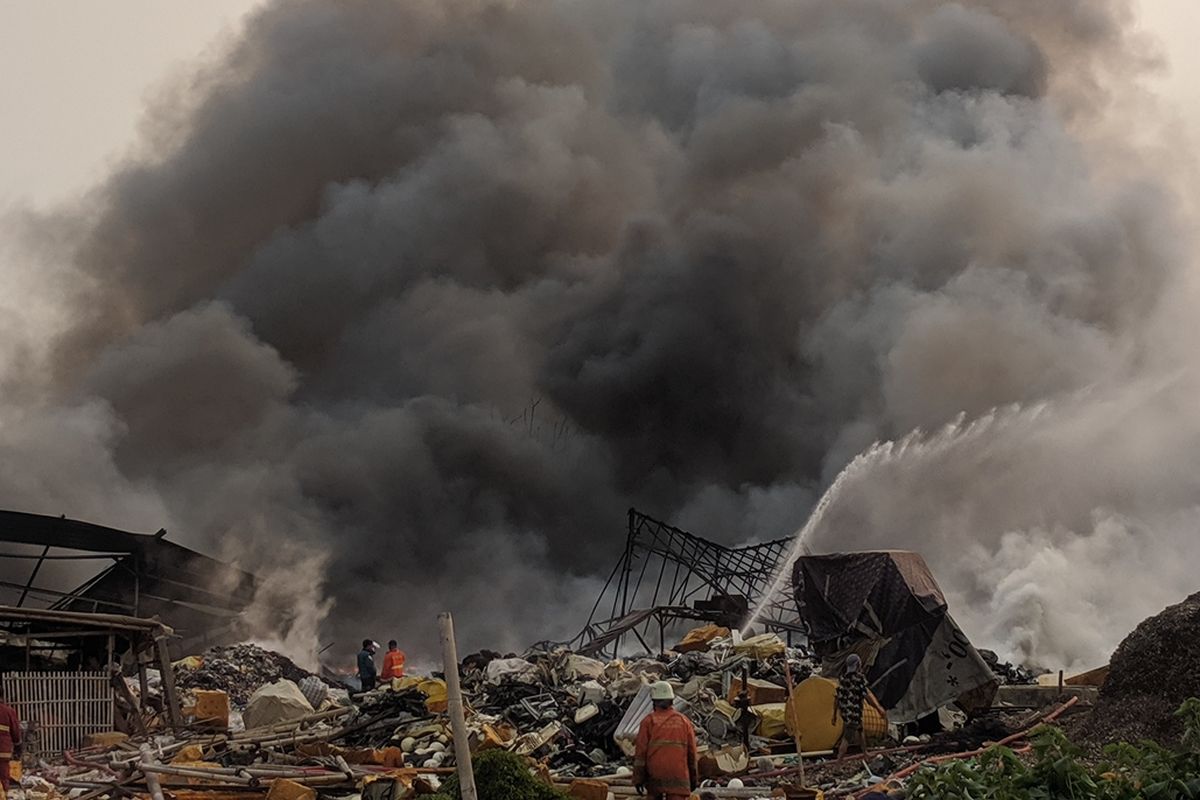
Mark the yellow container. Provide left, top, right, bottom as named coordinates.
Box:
left=193, top=689, right=231, bottom=728
left=784, top=676, right=888, bottom=751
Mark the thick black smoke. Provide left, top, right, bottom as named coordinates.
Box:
left=0, top=0, right=1190, bottom=668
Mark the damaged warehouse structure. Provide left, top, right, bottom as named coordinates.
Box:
left=564, top=511, right=998, bottom=726
left=0, top=606, right=183, bottom=750
left=0, top=510, right=258, bottom=656
left=0, top=510, right=262, bottom=762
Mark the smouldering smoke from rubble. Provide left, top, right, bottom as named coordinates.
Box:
left=0, top=0, right=1196, bottom=668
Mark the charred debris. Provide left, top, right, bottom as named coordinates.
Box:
left=0, top=509, right=1152, bottom=800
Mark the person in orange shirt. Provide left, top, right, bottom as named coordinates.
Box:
left=633, top=682, right=697, bottom=799
left=381, top=640, right=406, bottom=681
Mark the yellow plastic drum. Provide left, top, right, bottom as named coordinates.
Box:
left=784, top=676, right=888, bottom=751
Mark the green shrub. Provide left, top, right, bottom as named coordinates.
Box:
left=907, top=700, right=1200, bottom=800
left=435, top=750, right=567, bottom=800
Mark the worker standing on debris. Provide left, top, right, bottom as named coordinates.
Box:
left=381, top=639, right=406, bottom=681
left=833, top=654, right=885, bottom=758
left=633, top=681, right=697, bottom=799
left=0, top=684, right=21, bottom=790
left=357, top=639, right=378, bottom=692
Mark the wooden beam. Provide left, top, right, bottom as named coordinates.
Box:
left=137, top=652, right=150, bottom=713
left=0, top=604, right=172, bottom=633
left=155, top=635, right=183, bottom=728
left=111, top=669, right=147, bottom=736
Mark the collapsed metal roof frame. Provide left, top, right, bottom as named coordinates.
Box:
left=0, top=509, right=258, bottom=654
left=569, top=509, right=805, bottom=657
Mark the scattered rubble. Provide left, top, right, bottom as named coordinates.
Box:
left=26, top=588, right=1200, bottom=800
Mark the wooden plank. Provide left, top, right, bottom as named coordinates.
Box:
left=112, top=671, right=147, bottom=736
left=0, top=604, right=171, bottom=632
left=156, top=636, right=183, bottom=728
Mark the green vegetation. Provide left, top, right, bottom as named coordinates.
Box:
left=908, top=700, right=1200, bottom=800
left=428, top=749, right=567, bottom=800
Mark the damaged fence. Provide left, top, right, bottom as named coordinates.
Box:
left=4, top=672, right=112, bottom=756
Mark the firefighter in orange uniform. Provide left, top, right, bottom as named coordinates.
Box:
left=381, top=640, right=406, bottom=681
left=0, top=684, right=20, bottom=790
left=633, top=682, right=697, bottom=799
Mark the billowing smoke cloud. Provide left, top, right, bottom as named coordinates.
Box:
left=0, top=0, right=1192, bottom=667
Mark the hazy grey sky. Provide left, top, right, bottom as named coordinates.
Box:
left=0, top=0, right=1197, bottom=209
left=0, top=0, right=264, bottom=207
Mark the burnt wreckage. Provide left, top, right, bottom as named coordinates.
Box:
left=566, top=509, right=996, bottom=722
left=562, top=509, right=806, bottom=657
left=0, top=509, right=259, bottom=658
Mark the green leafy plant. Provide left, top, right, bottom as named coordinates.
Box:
left=1176, top=698, right=1200, bottom=754
left=907, top=700, right=1200, bottom=800
left=435, top=750, right=567, bottom=800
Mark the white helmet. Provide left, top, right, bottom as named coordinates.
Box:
left=650, top=681, right=675, bottom=701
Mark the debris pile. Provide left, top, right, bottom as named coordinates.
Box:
left=29, top=586, right=1200, bottom=799
left=1082, top=591, right=1200, bottom=745
left=177, top=644, right=330, bottom=706
left=452, top=634, right=815, bottom=779
left=8, top=628, right=837, bottom=800
left=978, top=649, right=1040, bottom=685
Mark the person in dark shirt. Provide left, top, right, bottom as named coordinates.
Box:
left=357, top=639, right=378, bottom=692
left=833, top=654, right=885, bottom=757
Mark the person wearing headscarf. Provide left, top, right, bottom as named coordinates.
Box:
left=833, top=654, right=886, bottom=757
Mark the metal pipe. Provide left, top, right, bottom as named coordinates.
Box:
left=139, top=744, right=166, bottom=800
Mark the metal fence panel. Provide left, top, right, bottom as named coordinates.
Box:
left=2, top=673, right=113, bottom=756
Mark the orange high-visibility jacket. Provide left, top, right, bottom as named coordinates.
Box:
left=381, top=649, right=406, bottom=680
left=0, top=702, right=20, bottom=759
left=633, top=707, right=698, bottom=798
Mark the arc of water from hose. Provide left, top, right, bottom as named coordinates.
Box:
left=740, top=405, right=1042, bottom=636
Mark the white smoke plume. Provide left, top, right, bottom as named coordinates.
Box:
left=0, top=0, right=1193, bottom=667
